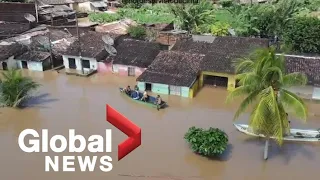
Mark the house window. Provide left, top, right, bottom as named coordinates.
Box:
left=128, top=67, right=135, bottom=76
left=68, top=58, right=76, bottom=69
left=169, top=85, right=181, bottom=96
left=21, top=61, right=28, bottom=69
left=82, top=60, right=90, bottom=69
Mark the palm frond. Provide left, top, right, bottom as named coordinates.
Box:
left=233, top=89, right=260, bottom=121
left=280, top=89, right=308, bottom=121
left=282, top=72, right=308, bottom=87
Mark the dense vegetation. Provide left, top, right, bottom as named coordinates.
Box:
left=227, top=47, right=308, bottom=145
left=184, top=126, right=229, bottom=156
left=0, top=70, right=40, bottom=108
left=88, top=0, right=320, bottom=54
left=89, top=4, right=175, bottom=24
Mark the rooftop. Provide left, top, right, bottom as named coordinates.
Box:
left=171, top=36, right=269, bottom=73
left=38, top=0, right=88, bottom=5
left=0, top=22, right=30, bottom=40
left=137, top=51, right=205, bottom=87
left=64, top=31, right=116, bottom=60
left=15, top=51, right=51, bottom=62
left=284, top=54, right=320, bottom=87
left=108, top=39, right=161, bottom=68
left=0, top=42, right=28, bottom=61
left=38, top=5, right=75, bottom=18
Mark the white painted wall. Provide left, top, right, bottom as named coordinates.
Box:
left=77, top=2, right=92, bottom=12
left=63, top=55, right=98, bottom=73
left=0, top=56, right=19, bottom=70
left=16, top=60, right=44, bottom=71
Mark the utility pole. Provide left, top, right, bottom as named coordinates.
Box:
left=49, top=14, right=54, bottom=69
left=75, top=13, right=84, bottom=74
left=34, top=0, right=39, bottom=23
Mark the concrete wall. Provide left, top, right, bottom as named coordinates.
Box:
left=313, top=88, right=320, bottom=100
left=152, top=83, right=169, bottom=95
left=189, top=78, right=200, bottom=98
left=97, top=61, right=113, bottom=73
left=77, top=2, right=92, bottom=12
left=63, top=55, right=98, bottom=73
left=200, top=71, right=236, bottom=91
left=137, top=81, right=146, bottom=91
left=16, top=60, right=43, bottom=71
left=112, top=64, right=146, bottom=77
left=0, top=56, right=20, bottom=70
left=181, top=87, right=190, bottom=98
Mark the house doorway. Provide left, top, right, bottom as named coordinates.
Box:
left=21, top=61, right=28, bottom=69
left=82, top=59, right=90, bottom=69
left=145, top=83, right=152, bottom=91
left=68, top=58, right=76, bottom=69
left=2, top=62, right=8, bottom=70
left=203, top=75, right=228, bottom=88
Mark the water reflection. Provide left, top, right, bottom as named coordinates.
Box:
left=184, top=151, right=226, bottom=179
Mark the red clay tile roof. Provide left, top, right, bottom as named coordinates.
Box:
left=136, top=51, right=205, bottom=87
left=108, top=39, right=161, bottom=68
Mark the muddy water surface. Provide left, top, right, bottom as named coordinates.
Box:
left=0, top=71, right=320, bottom=180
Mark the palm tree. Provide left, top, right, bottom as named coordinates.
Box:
left=227, top=47, right=308, bottom=158
left=0, top=69, right=40, bottom=108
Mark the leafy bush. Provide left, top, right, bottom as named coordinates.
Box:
left=88, top=13, right=121, bottom=23
left=283, top=17, right=320, bottom=53
left=127, top=25, right=146, bottom=38
left=184, top=126, right=229, bottom=156
left=210, top=22, right=231, bottom=36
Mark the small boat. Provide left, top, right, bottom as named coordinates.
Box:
left=234, top=123, right=320, bottom=142
left=119, top=88, right=166, bottom=110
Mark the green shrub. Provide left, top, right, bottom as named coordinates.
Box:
left=88, top=13, right=121, bottom=23
left=184, top=126, right=229, bottom=157
left=210, top=22, right=231, bottom=36
left=117, top=8, right=175, bottom=24
left=127, top=25, right=146, bottom=38
left=283, top=17, right=320, bottom=53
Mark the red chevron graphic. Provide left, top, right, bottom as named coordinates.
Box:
left=106, top=105, right=141, bottom=161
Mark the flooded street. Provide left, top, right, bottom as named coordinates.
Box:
left=0, top=71, right=320, bottom=180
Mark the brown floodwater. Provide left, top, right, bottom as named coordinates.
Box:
left=0, top=70, right=320, bottom=180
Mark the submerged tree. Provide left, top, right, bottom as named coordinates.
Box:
left=227, top=47, right=308, bottom=157
left=0, top=69, right=40, bottom=108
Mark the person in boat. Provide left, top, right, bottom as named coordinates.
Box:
left=155, top=95, right=162, bottom=105
left=155, top=95, right=162, bottom=110
left=141, top=91, right=149, bottom=102
left=124, top=86, right=131, bottom=95
left=134, top=85, right=139, bottom=91
left=131, top=90, right=140, bottom=100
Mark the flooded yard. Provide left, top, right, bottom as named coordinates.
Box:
left=0, top=71, right=320, bottom=180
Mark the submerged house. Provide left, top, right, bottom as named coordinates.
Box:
left=136, top=51, right=205, bottom=98
left=13, top=51, right=51, bottom=71
left=0, top=42, right=28, bottom=70
left=171, top=36, right=269, bottom=91
left=105, top=39, right=161, bottom=76
left=62, top=31, right=110, bottom=75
